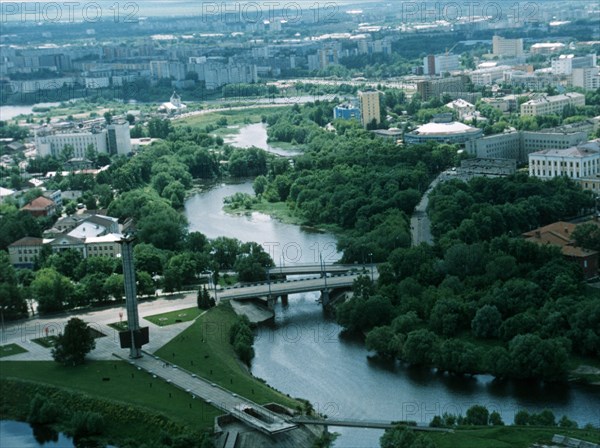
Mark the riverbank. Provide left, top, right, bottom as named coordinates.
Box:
left=155, top=302, right=305, bottom=412
left=428, top=426, right=600, bottom=448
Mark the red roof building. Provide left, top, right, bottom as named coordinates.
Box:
left=523, top=221, right=599, bottom=279
left=21, top=196, right=56, bottom=217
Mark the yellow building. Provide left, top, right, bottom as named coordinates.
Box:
left=358, top=90, right=381, bottom=128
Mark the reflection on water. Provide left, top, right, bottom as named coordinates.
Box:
left=0, top=421, right=74, bottom=448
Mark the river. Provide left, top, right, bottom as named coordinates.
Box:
left=0, top=420, right=75, bottom=448
left=184, top=125, right=600, bottom=447
left=0, top=103, right=62, bottom=121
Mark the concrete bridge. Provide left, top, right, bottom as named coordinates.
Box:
left=218, top=271, right=377, bottom=307
left=267, top=263, right=373, bottom=276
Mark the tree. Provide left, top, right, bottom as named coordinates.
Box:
left=103, top=111, right=113, bottom=124
left=197, top=286, right=213, bottom=309
left=465, top=405, right=489, bottom=426
left=471, top=305, right=502, bottom=339
left=51, top=317, right=96, bottom=366
left=103, top=274, right=124, bottom=300
left=489, top=411, right=504, bottom=426
left=402, top=329, right=438, bottom=366
left=0, top=252, right=28, bottom=320
left=380, top=427, right=437, bottom=448
left=31, top=268, right=74, bottom=314
left=253, top=175, right=268, bottom=196
left=572, top=223, right=600, bottom=252
left=366, top=326, right=401, bottom=359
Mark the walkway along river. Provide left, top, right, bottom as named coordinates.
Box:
left=184, top=125, right=600, bottom=447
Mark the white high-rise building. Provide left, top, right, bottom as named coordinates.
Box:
left=36, top=122, right=132, bottom=158
left=423, top=54, right=461, bottom=75
left=358, top=90, right=381, bottom=128
left=492, top=36, right=524, bottom=57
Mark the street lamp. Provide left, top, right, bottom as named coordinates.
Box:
left=369, top=252, right=374, bottom=282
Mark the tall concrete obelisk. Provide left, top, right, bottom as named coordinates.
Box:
left=121, top=235, right=142, bottom=358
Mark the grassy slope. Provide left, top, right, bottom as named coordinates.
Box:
left=155, top=303, right=301, bottom=410
left=430, top=426, right=600, bottom=448
left=0, top=360, right=221, bottom=441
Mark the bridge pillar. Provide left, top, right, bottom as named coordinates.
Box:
left=267, top=296, right=275, bottom=310
left=321, top=289, right=330, bottom=307
left=281, top=294, right=288, bottom=306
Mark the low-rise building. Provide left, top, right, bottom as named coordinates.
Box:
left=445, top=99, right=475, bottom=120
left=523, top=221, right=599, bottom=279
left=528, top=144, right=600, bottom=180
left=21, top=196, right=56, bottom=217
left=7, top=237, right=44, bottom=269
left=404, top=121, right=483, bottom=145
left=333, top=103, right=361, bottom=121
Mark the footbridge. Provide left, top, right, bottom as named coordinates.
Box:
left=291, top=417, right=454, bottom=432
left=218, top=270, right=378, bottom=307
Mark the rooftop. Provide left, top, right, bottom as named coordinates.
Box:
left=523, top=221, right=599, bottom=258
left=412, top=121, right=479, bottom=135
left=8, top=237, right=43, bottom=247
left=530, top=146, right=599, bottom=158
left=22, top=196, right=55, bottom=210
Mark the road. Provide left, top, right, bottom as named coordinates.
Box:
left=218, top=271, right=378, bottom=301
left=267, top=263, right=371, bottom=276
left=410, top=173, right=444, bottom=246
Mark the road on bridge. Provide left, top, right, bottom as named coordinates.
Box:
left=218, top=271, right=378, bottom=301
left=268, top=264, right=373, bottom=276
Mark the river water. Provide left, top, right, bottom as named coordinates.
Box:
left=0, top=103, right=62, bottom=121
left=184, top=125, right=600, bottom=447
left=0, top=420, right=75, bottom=448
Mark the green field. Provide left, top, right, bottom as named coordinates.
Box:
left=155, top=303, right=302, bottom=411
left=174, top=105, right=291, bottom=129
left=0, top=361, right=220, bottom=437
left=0, top=344, right=27, bottom=358
left=144, top=307, right=204, bottom=326
left=429, top=426, right=600, bottom=448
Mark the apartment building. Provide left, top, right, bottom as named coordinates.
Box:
left=358, top=90, right=381, bottom=128
left=492, top=36, right=524, bottom=57
left=520, top=93, right=586, bottom=116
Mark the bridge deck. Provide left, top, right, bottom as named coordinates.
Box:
left=268, top=264, right=373, bottom=276
left=292, top=417, right=453, bottom=432
left=218, top=272, right=372, bottom=301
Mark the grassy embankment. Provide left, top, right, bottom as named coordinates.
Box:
left=0, top=361, right=220, bottom=444
left=428, top=426, right=600, bottom=448
left=155, top=302, right=302, bottom=411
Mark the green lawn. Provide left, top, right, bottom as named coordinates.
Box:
left=31, top=336, right=57, bottom=348
left=429, top=426, right=600, bottom=448
left=144, top=307, right=204, bottom=327
left=107, top=321, right=128, bottom=331
left=155, top=303, right=302, bottom=411
left=174, top=105, right=291, bottom=129
left=0, top=344, right=27, bottom=358
left=0, top=360, right=221, bottom=435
